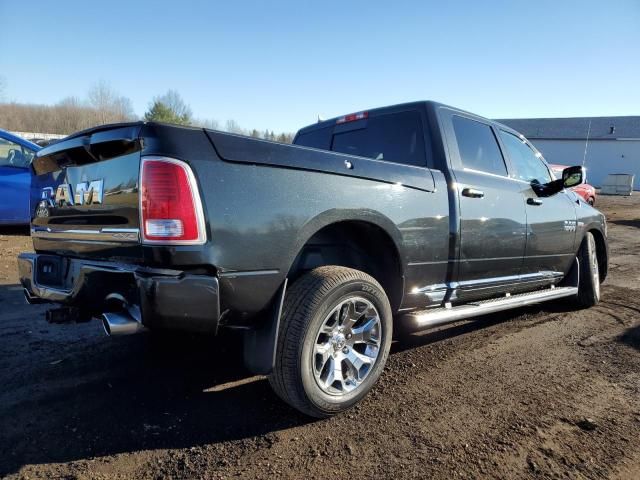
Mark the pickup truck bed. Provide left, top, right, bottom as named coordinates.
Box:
left=18, top=100, right=608, bottom=417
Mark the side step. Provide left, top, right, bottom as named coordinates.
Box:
left=402, top=286, right=578, bottom=332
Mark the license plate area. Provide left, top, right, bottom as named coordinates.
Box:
left=35, top=255, right=65, bottom=288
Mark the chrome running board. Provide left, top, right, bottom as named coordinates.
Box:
left=402, top=285, right=578, bottom=332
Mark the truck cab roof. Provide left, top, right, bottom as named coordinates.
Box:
left=295, top=100, right=520, bottom=139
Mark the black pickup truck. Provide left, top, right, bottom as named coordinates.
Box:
left=18, top=101, right=608, bottom=417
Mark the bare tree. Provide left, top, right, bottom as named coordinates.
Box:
left=112, top=96, right=135, bottom=121
left=87, top=81, right=115, bottom=125
left=193, top=118, right=220, bottom=130
left=55, top=96, right=90, bottom=133
left=87, top=81, right=136, bottom=125
left=0, top=82, right=136, bottom=134
left=225, top=119, right=245, bottom=135
left=0, top=83, right=294, bottom=141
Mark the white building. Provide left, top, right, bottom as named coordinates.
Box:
left=497, top=116, right=639, bottom=190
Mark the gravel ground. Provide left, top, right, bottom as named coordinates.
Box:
left=0, top=196, right=639, bottom=479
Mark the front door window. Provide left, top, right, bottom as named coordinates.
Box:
left=0, top=138, right=33, bottom=168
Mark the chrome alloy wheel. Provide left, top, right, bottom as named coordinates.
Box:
left=312, top=296, right=382, bottom=396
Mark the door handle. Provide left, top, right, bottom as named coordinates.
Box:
left=527, top=197, right=543, bottom=206
left=461, top=187, right=485, bottom=198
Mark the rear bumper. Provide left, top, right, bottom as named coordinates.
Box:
left=18, top=253, right=220, bottom=333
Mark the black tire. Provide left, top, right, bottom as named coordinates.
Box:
left=588, top=197, right=595, bottom=206
left=575, top=232, right=601, bottom=308
left=269, top=266, right=393, bottom=418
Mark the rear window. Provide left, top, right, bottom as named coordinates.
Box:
left=294, top=126, right=332, bottom=150
left=332, top=111, right=426, bottom=167
left=295, top=111, right=428, bottom=168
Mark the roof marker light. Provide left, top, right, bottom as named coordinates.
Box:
left=336, top=111, right=369, bottom=124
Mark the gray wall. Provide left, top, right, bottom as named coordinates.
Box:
left=529, top=139, right=640, bottom=190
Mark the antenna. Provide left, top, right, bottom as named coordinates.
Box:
left=582, top=119, right=592, bottom=166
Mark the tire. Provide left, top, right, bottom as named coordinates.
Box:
left=588, top=197, right=595, bottom=206
left=269, top=266, right=393, bottom=418
left=575, top=232, right=601, bottom=308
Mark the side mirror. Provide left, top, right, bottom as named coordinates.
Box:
left=562, top=165, right=584, bottom=188
left=532, top=165, right=584, bottom=197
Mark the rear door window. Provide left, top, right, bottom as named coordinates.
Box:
left=452, top=116, right=507, bottom=176
left=331, top=111, right=427, bottom=167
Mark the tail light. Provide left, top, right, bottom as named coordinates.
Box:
left=140, top=157, right=206, bottom=244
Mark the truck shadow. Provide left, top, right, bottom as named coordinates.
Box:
left=619, top=323, right=640, bottom=351
left=0, top=284, right=574, bottom=476
left=391, top=298, right=577, bottom=353
left=0, top=225, right=30, bottom=236
left=609, top=219, right=640, bottom=230
left=0, top=299, right=311, bottom=475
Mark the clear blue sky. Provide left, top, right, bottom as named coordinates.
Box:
left=1, top=0, right=639, bottom=133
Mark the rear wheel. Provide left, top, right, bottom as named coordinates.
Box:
left=269, top=266, right=392, bottom=418
left=588, top=197, right=595, bottom=206
left=575, top=232, right=601, bottom=307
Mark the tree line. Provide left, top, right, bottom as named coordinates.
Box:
left=0, top=81, right=294, bottom=143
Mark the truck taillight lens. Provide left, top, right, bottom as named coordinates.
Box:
left=140, top=157, right=206, bottom=244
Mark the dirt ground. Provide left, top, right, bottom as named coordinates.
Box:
left=0, top=196, right=639, bottom=480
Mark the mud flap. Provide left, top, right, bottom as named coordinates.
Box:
left=243, top=278, right=288, bottom=375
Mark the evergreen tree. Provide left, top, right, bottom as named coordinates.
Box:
left=144, top=90, right=192, bottom=125
left=144, top=101, right=191, bottom=125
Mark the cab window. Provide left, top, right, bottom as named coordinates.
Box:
left=452, top=116, right=507, bottom=176
left=499, top=131, right=552, bottom=184
left=331, top=111, right=427, bottom=167
left=294, top=126, right=332, bottom=151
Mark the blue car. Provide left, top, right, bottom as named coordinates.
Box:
left=0, top=129, right=41, bottom=225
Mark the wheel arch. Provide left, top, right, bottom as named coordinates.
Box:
left=286, top=211, right=406, bottom=313
left=243, top=210, right=406, bottom=376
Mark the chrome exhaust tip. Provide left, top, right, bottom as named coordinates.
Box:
left=23, top=288, right=33, bottom=304
left=101, top=311, right=146, bottom=336
left=23, top=288, right=46, bottom=305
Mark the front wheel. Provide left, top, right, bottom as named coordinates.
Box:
left=269, top=266, right=393, bottom=418
left=575, top=232, right=601, bottom=307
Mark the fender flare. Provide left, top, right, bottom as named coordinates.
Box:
left=286, top=207, right=406, bottom=279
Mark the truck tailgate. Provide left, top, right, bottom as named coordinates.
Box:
left=31, top=123, right=144, bottom=260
